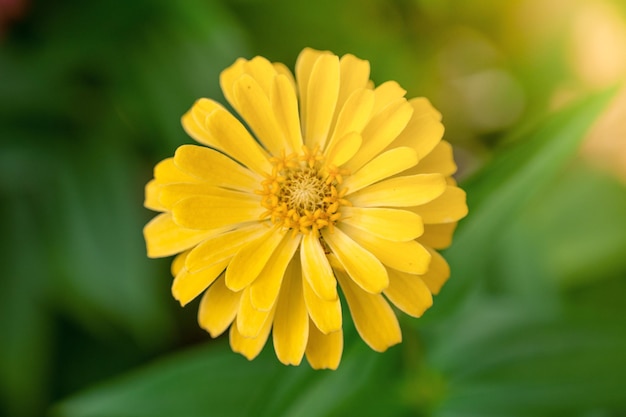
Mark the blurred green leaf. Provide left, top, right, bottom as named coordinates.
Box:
left=428, top=298, right=626, bottom=417
left=434, top=88, right=618, bottom=311
left=51, top=341, right=393, bottom=417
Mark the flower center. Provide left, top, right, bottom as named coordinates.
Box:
left=257, top=146, right=351, bottom=235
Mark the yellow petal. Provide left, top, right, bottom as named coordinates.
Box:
left=170, top=250, right=189, bottom=276
left=303, top=275, right=342, bottom=334
left=371, top=81, right=406, bottom=115
left=185, top=223, right=267, bottom=272
left=336, top=269, right=401, bottom=352
left=225, top=227, right=286, bottom=292
left=340, top=206, right=423, bottom=242
left=143, top=213, right=213, bottom=258
left=418, top=223, right=458, bottom=250
left=345, top=99, right=414, bottom=172
left=172, top=261, right=227, bottom=306
left=145, top=179, right=165, bottom=211
left=249, top=233, right=302, bottom=311
left=384, top=268, right=433, bottom=317
left=304, top=54, right=340, bottom=149
left=410, top=186, right=468, bottom=224
left=230, top=301, right=274, bottom=360
left=321, top=227, right=388, bottom=294
left=341, top=147, right=418, bottom=193
left=242, top=56, right=277, bottom=97
left=410, top=140, right=457, bottom=176
left=296, top=48, right=328, bottom=133
left=419, top=247, right=450, bottom=295
left=348, top=173, right=446, bottom=207
left=326, top=88, right=375, bottom=154
left=219, top=58, right=246, bottom=110
left=341, top=223, right=431, bottom=274
left=198, top=274, right=241, bottom=338
left=301, top=232, right=337, bottom=301
left=172, top=194, right=264, bottom=231
left=271, top=74, right=303, bottom=152
left=409, top=97, right=442, bottom=121
left=391, top=100, right=444, bottom=160
left=233, top=74, right=286, bottom=156
left=153, top=157, right=198, bottom=184
left=158, top=183, right=258, bottom=211
left=236, top=287, right=274, bottom=338
left=173, top=145, right=260, bottom=192
left=180, top=98, right=224, bottom=149
left=204, top=108, right=272, bottom=175
left=337, top=54, right=371, bottom=112
left=273, top=62, right=296, bottom=89
left=324, top=132, right=362, bottom=168
left=272, top=267, right=309, bottom=366
left=305, top=323, right=343, bottom=370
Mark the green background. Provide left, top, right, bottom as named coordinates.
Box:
left=1, top=0, right=626, bottom=416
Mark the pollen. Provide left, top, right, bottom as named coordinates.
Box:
left=257, top=146, right=351, bottom=236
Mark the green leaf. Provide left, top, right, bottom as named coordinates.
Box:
left=435, top=88, right=618, bottom=311
left=428, top=298, right=626, bottom=416
left=51, top=341, right=389, bottom=417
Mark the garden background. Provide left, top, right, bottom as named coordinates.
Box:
left=1, top=0, right=626, bottom=416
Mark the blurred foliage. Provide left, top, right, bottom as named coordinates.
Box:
left=1, top=1, right=625, bottom=417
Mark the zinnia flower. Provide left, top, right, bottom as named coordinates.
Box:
left=144, top=48, right=467, bottom=370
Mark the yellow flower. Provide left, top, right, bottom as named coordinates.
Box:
left=143, top=48, right=468, bottom=370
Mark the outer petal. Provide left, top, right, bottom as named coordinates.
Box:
left=145, top=179, right=165, bottom=211
left=225, top=227, right=287, bottom=292
left=336, top=269, right=401, bottom=352
left=384, top=268, right=433, bottom=317
left=249, top=233, right=302, bottom=311
left=348, top=174, right=446, bottom=207
left=170, top=250, right=189, bottom=276
left=219, top=58, right=246, bottom=109
left=304, top=54, right=340, bottom=150
left=153, top=157, right=199, bottom=184
left=272, top=264, right=309, bottom=366
left=172, top=195, right=264, bottom=231
left=340, top=207, right=424, bottom=242
left=418, top=223, right=458, bottom=250
left=173, top=145, right=260, bottom=191
left=204, top=108, right=272, bottom=175
left=237, top=287, right=274, bottom=338
left=340, top=223, right=431, bottom=275
left=233, top=74, right=286, bottom=156
left=296, top=48, right=328, bottom=134
left=230, top=303, right=274, bottom=361
left=390, top=99, right=444, bottom=160
left=305, top=323, right=343, bottom=370
left=419, top=247, right=451, bottom=295
left=172, top=262, right=228, bottom=306
left=143, top=213, right=214, bottom=258
left=185, top=223, right=267, bottom=272
left=158, top=183, right=258, bottom=211
left=303, top=275, right=342, bottom=334
left=242, top=56, right=277, bottom=97
left=345, top=99, right=414, bottom=172
left=271, top=74, right=303, bottom=152
left=180, top=98, right=224, bottom=149
left=341, top=147, right=418, bottom=193
left=409, top=186, right=468, bottom=224
left=325, top=88, right=375, bottom=154
left=409, top=140, right=457, bottom=176
left=301, top=232, right=337, bottom=301
left=321, top=227, right=388, bottom=294
left=337, top=54, right=371, bottom=107
left=198, top=274, right=241, bottom=338
left=371, top=81, right=407, bottom=115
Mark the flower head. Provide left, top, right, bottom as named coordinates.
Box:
left=144, top=48, right=468, bottom=369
